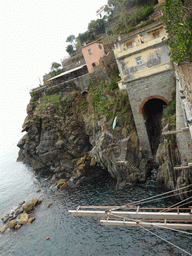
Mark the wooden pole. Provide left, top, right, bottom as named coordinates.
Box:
left=174, top=165, right=192, bottom=170
left=100, top=219, right=192, bottom=230
left=68, top=210, right=192, bottom=221
left=162, top=127, right=189, bottom=135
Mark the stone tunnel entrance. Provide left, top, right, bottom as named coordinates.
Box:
left=142, top=98, right=168, bottom=155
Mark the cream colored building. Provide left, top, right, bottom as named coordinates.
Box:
left=114, top=20, right=171, bottom=90
left=113, top=19, right=175, bottom=156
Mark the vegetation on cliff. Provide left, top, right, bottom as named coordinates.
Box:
left=162, top=0, right=192, bottom=63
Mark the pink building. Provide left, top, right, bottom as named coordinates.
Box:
left=81, top=42, right=105, bottom=73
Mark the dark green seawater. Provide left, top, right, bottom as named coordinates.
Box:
left=0, top=142, right=192, bottom=256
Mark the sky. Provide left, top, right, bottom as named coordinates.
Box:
left=0, top=0, right=107, bottom=149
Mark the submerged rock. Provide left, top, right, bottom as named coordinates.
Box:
left=47, top=203, right=52, bottom=208
left=27, top=217, right=35, bottom=224
left=15, top=224, right=22, bottom=230
left=18, top=213, right=29, bottom=225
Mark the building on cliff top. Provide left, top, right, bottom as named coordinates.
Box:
left=81, top=42, right=106, bottom=73
left=96, top=4, right=114, bottom=20
left=113, top=18, right=175, bottom=156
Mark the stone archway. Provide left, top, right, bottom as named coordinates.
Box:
left=140, top=96, right=168, bottom=155
left=139, top=95, right=169, bottom=115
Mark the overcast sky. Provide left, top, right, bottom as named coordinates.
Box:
left=0, top=0, right=108, bottom=149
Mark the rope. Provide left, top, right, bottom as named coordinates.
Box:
left=160, top=195, right=192, bottom=213
left=139, top=225, right=192, bottom=256
left=127, top=189, right=192, bottom=207
left=106, top=212, right=192, bottom=237
left=109, top=184, right=192, bottom=211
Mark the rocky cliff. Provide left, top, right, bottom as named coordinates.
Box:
left=17, top=78, right=151, bottom=188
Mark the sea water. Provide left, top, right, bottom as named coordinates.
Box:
left=0, top=140, right=192, bottom=256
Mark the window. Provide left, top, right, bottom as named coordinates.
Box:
left=92, top=63, right=96, bottom=67
left=153, top=31, right=160, bottom=39
left=88, top=49, right=92, bottom=55
left=98, top=45, right=102, bottom=49
left=126, top=42, right=132, bottom=49
left=135, top=56, right=143, bottom=66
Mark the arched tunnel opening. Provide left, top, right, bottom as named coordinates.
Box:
left=143, top=99, right=167, bottom=155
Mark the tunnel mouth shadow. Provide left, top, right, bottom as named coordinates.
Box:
left=143, top=99, right=167, bottom=155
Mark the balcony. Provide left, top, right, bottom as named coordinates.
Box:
left=115, top=33, right=167, bottom=60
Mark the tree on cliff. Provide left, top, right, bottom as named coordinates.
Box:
left=66, top=34, right=76, bottom=48
left=162, top=0, right=192, bottom=63
left=50, top=62, right=62, bottom=77
left=66, top=44, right=75, bottom=56
left=88, top=18, right=107, bottom=34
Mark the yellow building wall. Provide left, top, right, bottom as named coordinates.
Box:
left=114, top=26, right=171, bottom=85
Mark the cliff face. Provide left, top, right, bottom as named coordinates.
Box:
left=17, top=85, right=150, bottom=187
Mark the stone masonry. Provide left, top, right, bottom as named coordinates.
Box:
left=126, top=69, right=175, bottom=156
left=176, top=68, right=192, bottom=165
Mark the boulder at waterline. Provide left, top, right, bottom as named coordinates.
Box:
left=23, top=202, right=33, bottom=212
left=2, top=214, right=10, bottom=223
left=60, top=182, right=68, bottom=190
left=32, top=197, right=38, bottom=206
left=0, top=225, right=8, bottom=233
left=15, top=224, right=21, bottom=230
left=27, top=217, right=35, bottom=224
left=18, top=213, right=29, bottom=225
left=15, top=207, right=23, bottom=217
left=9, top=220, right=17, bottom=229
left=57, top=179, right=65, bottom=188
left=90, top=158, right=96, bottom=167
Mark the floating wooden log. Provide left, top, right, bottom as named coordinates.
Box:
left=162, top=127, right=189, bottom=135
left=100, top=219, right=192, bottom=230
left=68, top=210, right=192, bottom=222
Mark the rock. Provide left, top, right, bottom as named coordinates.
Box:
left=57, top=179, right=65, bottom=188
left=47, top=203, right=52, bottom=208
left=9, top=220, right=17, bottom=229
left=55, top=140, right=64, bottom=149
left=0, top=225, right=8, bottom=233
left=2, top=214, right=10, bottom=223
left=17, top=134, right=28, bottom=148
left=76, top=157, right=85, bottom=166
left=50, top=174, right=56, bottom=182
left=27, top=217, right=35, bottom=224
left=37, top=199, right=43, bottom=205
left=54, top=166, right=60, bottom=173
left=15, top=224, right=21, bottom=230
left=122, top=127, right=128, bottom=138
left=60, top=182, right=68, bottom=190
left=90, top=158, right=96, bottom=167
left=78, top=164, right=86, bottom=170
left=18, top=213, right=29, bottom=225
left=23, top=202, right=33, bottom=212
left=15, top=207, right=23, bottom=217
left=32, top=197, right=38, bottom=206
